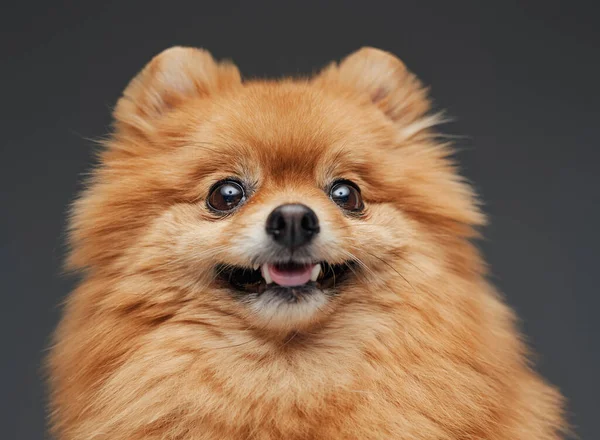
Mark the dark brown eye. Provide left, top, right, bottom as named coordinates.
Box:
left=207, top=180, right=245, bottom=212
left=330, top=181, right=363, bottom=212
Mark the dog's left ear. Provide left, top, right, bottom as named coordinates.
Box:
left=113, top=46, right=241, bottom=137
left=315, top=47, right=437, bottom=141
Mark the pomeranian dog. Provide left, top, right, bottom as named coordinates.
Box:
left=48, top=47, right=565, bottom=439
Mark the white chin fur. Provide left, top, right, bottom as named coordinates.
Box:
left=249, top=289, right=327, bottom=327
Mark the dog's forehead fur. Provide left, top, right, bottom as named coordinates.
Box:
left=161, top=80, right=394, bottom=185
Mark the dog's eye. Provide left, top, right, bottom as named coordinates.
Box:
left=330, top=181, right=363, bottom=212
left=207, top=180, right=245, bottom=212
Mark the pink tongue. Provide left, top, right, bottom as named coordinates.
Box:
left=268, top=264, right=314, bottom=287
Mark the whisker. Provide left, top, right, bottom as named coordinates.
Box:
left=339, top=249, right=377, bottom=281
left=281, top=329, right=299, bottom=347
left=342, top=260, right=371, bottom=286
left=359, top=249, right=418, bottom=295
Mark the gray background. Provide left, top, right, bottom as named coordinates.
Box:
left=2, top=1, right=598, bottom=438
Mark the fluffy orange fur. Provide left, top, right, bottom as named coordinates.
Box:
left=48, top=47, right=566, bottom=439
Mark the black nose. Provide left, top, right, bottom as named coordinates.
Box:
left=266, top=204, right=320, bottom=250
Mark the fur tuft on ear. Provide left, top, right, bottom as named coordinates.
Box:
left=113, top=46, right=241, bottom=136
left=315, top=47, right=440, bottom=142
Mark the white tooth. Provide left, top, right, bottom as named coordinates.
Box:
left=310, top=264, right=322, bottom=282
left=261, top=264, right=273, bottom=284
left=253, top=263, right=259, bottom=271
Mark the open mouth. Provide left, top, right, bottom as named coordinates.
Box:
left=215, top=261, right=354, bottom=294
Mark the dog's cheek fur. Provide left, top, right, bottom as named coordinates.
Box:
left=48, top=47, right=566, bottom=439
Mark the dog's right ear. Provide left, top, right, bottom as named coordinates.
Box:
left=113, top=47, right=241, bottom=136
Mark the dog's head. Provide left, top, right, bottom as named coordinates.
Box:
left=69, top=47, right=483, bottom=332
